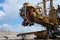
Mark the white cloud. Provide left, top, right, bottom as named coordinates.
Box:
left=2, top=24, right=12, bottom=28
left=0, top=11, right=5, bottom=17
left=0, top=24, right=12, bottom=28
left=18, top=5, right=23, bottom=9
left=0, top=24, right=13, bottom=30
left=17, top=24, right=30, bottom=32
left=1, top=0, right=19, bottom=21
left=28, top=26, right=37, bottom=31
left=28, top=25, right=46, bottom=32
left=0, top=11, right=5, bottom=20
left=17, top=24, right=46, bottom=32
left=17, top=0, right=42, bottom=5
left=0, top=24, right=1, bottom=28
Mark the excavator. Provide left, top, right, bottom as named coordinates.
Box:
left=19, top=0, right=60, bottom=39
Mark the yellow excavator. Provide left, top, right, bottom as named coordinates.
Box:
left=19, top=0, right=60, bottom=39
left=20, top=0, right=59, bottom=27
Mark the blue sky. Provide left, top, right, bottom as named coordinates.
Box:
left=0, top=0, right=60, bottom=33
